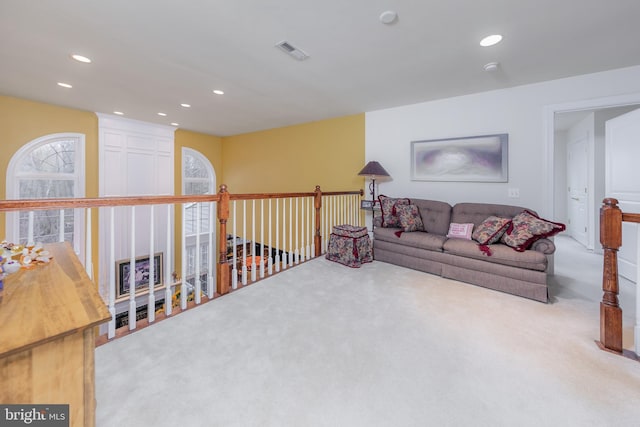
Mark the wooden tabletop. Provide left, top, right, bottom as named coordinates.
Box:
left=0, top=242, right=111, bottom=358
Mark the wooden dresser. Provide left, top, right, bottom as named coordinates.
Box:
left=0, top=242, right=111, bottom=427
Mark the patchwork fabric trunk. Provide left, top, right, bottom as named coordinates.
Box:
left=326, top=224, right=373, bottom=268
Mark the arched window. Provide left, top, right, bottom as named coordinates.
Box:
left=182, top=148, right=216, bottom=292
left=6, top=133, right=85, bottom=251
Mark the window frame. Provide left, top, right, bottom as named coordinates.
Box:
left=6, top=133, right=86, bottom=254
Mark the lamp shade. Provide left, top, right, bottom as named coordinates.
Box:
left=358, top=161, right=390, bottom=178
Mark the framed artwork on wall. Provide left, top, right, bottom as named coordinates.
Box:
left=116, top=253, right=163, bottom=299
left=410, top=133, right=508, bottom=182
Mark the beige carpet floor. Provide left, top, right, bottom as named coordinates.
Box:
left=95, top=236, right=639, bottom=427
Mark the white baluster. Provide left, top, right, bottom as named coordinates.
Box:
left=636, top=225, right=640, bottom=356
left=300, top=197, right=305, bottom=261
left=282, top=199, right=287, bottom=270
left=108, top=207, right=116, bottom=339
left=242, top=200, right=248, bottom=285
left=85, top=208, right=92, bottom=278
left=148, top=205, right=156, bottom=323
left=260, top=199, right=265, bottom=279
left=58, top=209, right=65, bottom=242
left=232, top=201, right=238, bottom=289
left=268, top=198, right=273, bottom=275
left=208, top=201, right=215, bottom=299
left=295, top=197, right=299, bottom=264
left=164, top=204, right=173, bottom=316
left=275, top=199, right=280, bottom=272
left=27, top=210, right=34, bottom=245
left=195, top=202, right=202, bottom=304
left=307, top=197, right=313, bottom=259
left=289, top=197, right=294, bottom=267
left=128, top=206, right=137, bottom=331
left=181, top=204, right=188, bottom=310
left=251, top=200, right=257, bottom=282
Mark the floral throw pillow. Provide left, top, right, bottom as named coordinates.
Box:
left=395, top=204, right=425, bottom=233
left=501, top=210, right=566, bottom=252
left=472, top=216, right=512, bottom=245
left=378, top=195, right=411, bottom=228
left=447, top=223, right=474, bottom=240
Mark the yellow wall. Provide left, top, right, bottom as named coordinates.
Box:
left=221, top=114, right=365, bottom=194
left=0, top=95, right=99, bottom=245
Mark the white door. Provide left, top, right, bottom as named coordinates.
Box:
left=605, top=107, right=640, bottom=283
left=567, top=134, right=589, bottom=247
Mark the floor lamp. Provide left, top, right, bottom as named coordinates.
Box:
left=358, top=161, right=390, bottom=203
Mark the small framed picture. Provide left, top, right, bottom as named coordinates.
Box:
left=361, top=200, right=374, bottom=209
left=116, top=253, right=163, bottom=299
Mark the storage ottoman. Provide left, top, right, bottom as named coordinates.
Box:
left=326, top=224, right=373, bottom=268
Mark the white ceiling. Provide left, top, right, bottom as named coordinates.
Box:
left=2, top=1, right=640, bottom=137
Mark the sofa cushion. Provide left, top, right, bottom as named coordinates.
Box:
left=374, top=228, right=446, bottom=252
left=396, top=204, right=425, bottom=232
left=411, top=199, right=453, bottom=235
left=451, top=202, right=530, bottom=226
left=501, top=210, right=566, bottom=252
left=378, top=195, right=411, bottom=228
left=443, top=238, right=548, bottom=272
left=446, top=223, right=474, bottom=240
left=472, top=216, right=511, bottom=245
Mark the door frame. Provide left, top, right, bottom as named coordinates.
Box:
left=543, top=92, right=640, bottom=248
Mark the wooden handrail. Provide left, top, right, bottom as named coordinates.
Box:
left=598, top=197, right=640, bottom=355
left=1, top=184, right=364, bottom=339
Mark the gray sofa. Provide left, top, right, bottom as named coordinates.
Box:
left=373, top=199, right=557, bottom=302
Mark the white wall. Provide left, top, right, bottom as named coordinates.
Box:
left=365, top=65, right=640, bottom=218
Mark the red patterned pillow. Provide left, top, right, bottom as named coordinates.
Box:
left=378, top=195, right=411, bottom=228
left=395, top=204, right=425, bottom=232
left=472, top=216, right=512, bottom=245
left=501, top=210, right=566, bottom=252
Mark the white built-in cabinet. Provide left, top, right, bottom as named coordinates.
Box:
left=96, top=114, right=175, bottom=317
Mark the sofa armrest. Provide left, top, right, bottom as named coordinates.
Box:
left=531, top=238, right=556, bottom=255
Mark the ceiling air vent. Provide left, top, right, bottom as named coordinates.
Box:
left=275, top=40, right=309, bottom=61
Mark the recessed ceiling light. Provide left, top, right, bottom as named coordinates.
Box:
left=379, top=11, right=398, bottom=25
left=483, top=62, right=500, bottom=72
left=157, top=112, right=167, bottom=117
left=57, top=82, right=72, bottom=88
left=113, top=111, right=124, bottom=115
left=71, top=54, right=92, bottom=63
left=170, top=122, right=179, bottom=126
left=480, top=34, right=503, bottom=47
left=180, top=103, right=191, bottom=108
left=213, top=89, right=224, bottom=95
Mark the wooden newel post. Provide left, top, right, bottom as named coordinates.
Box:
left=314, top=185, right=322, bottom=257
left=599, top=197, right=623, bottom=353
left=217, top=184, right=231, bottom=295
